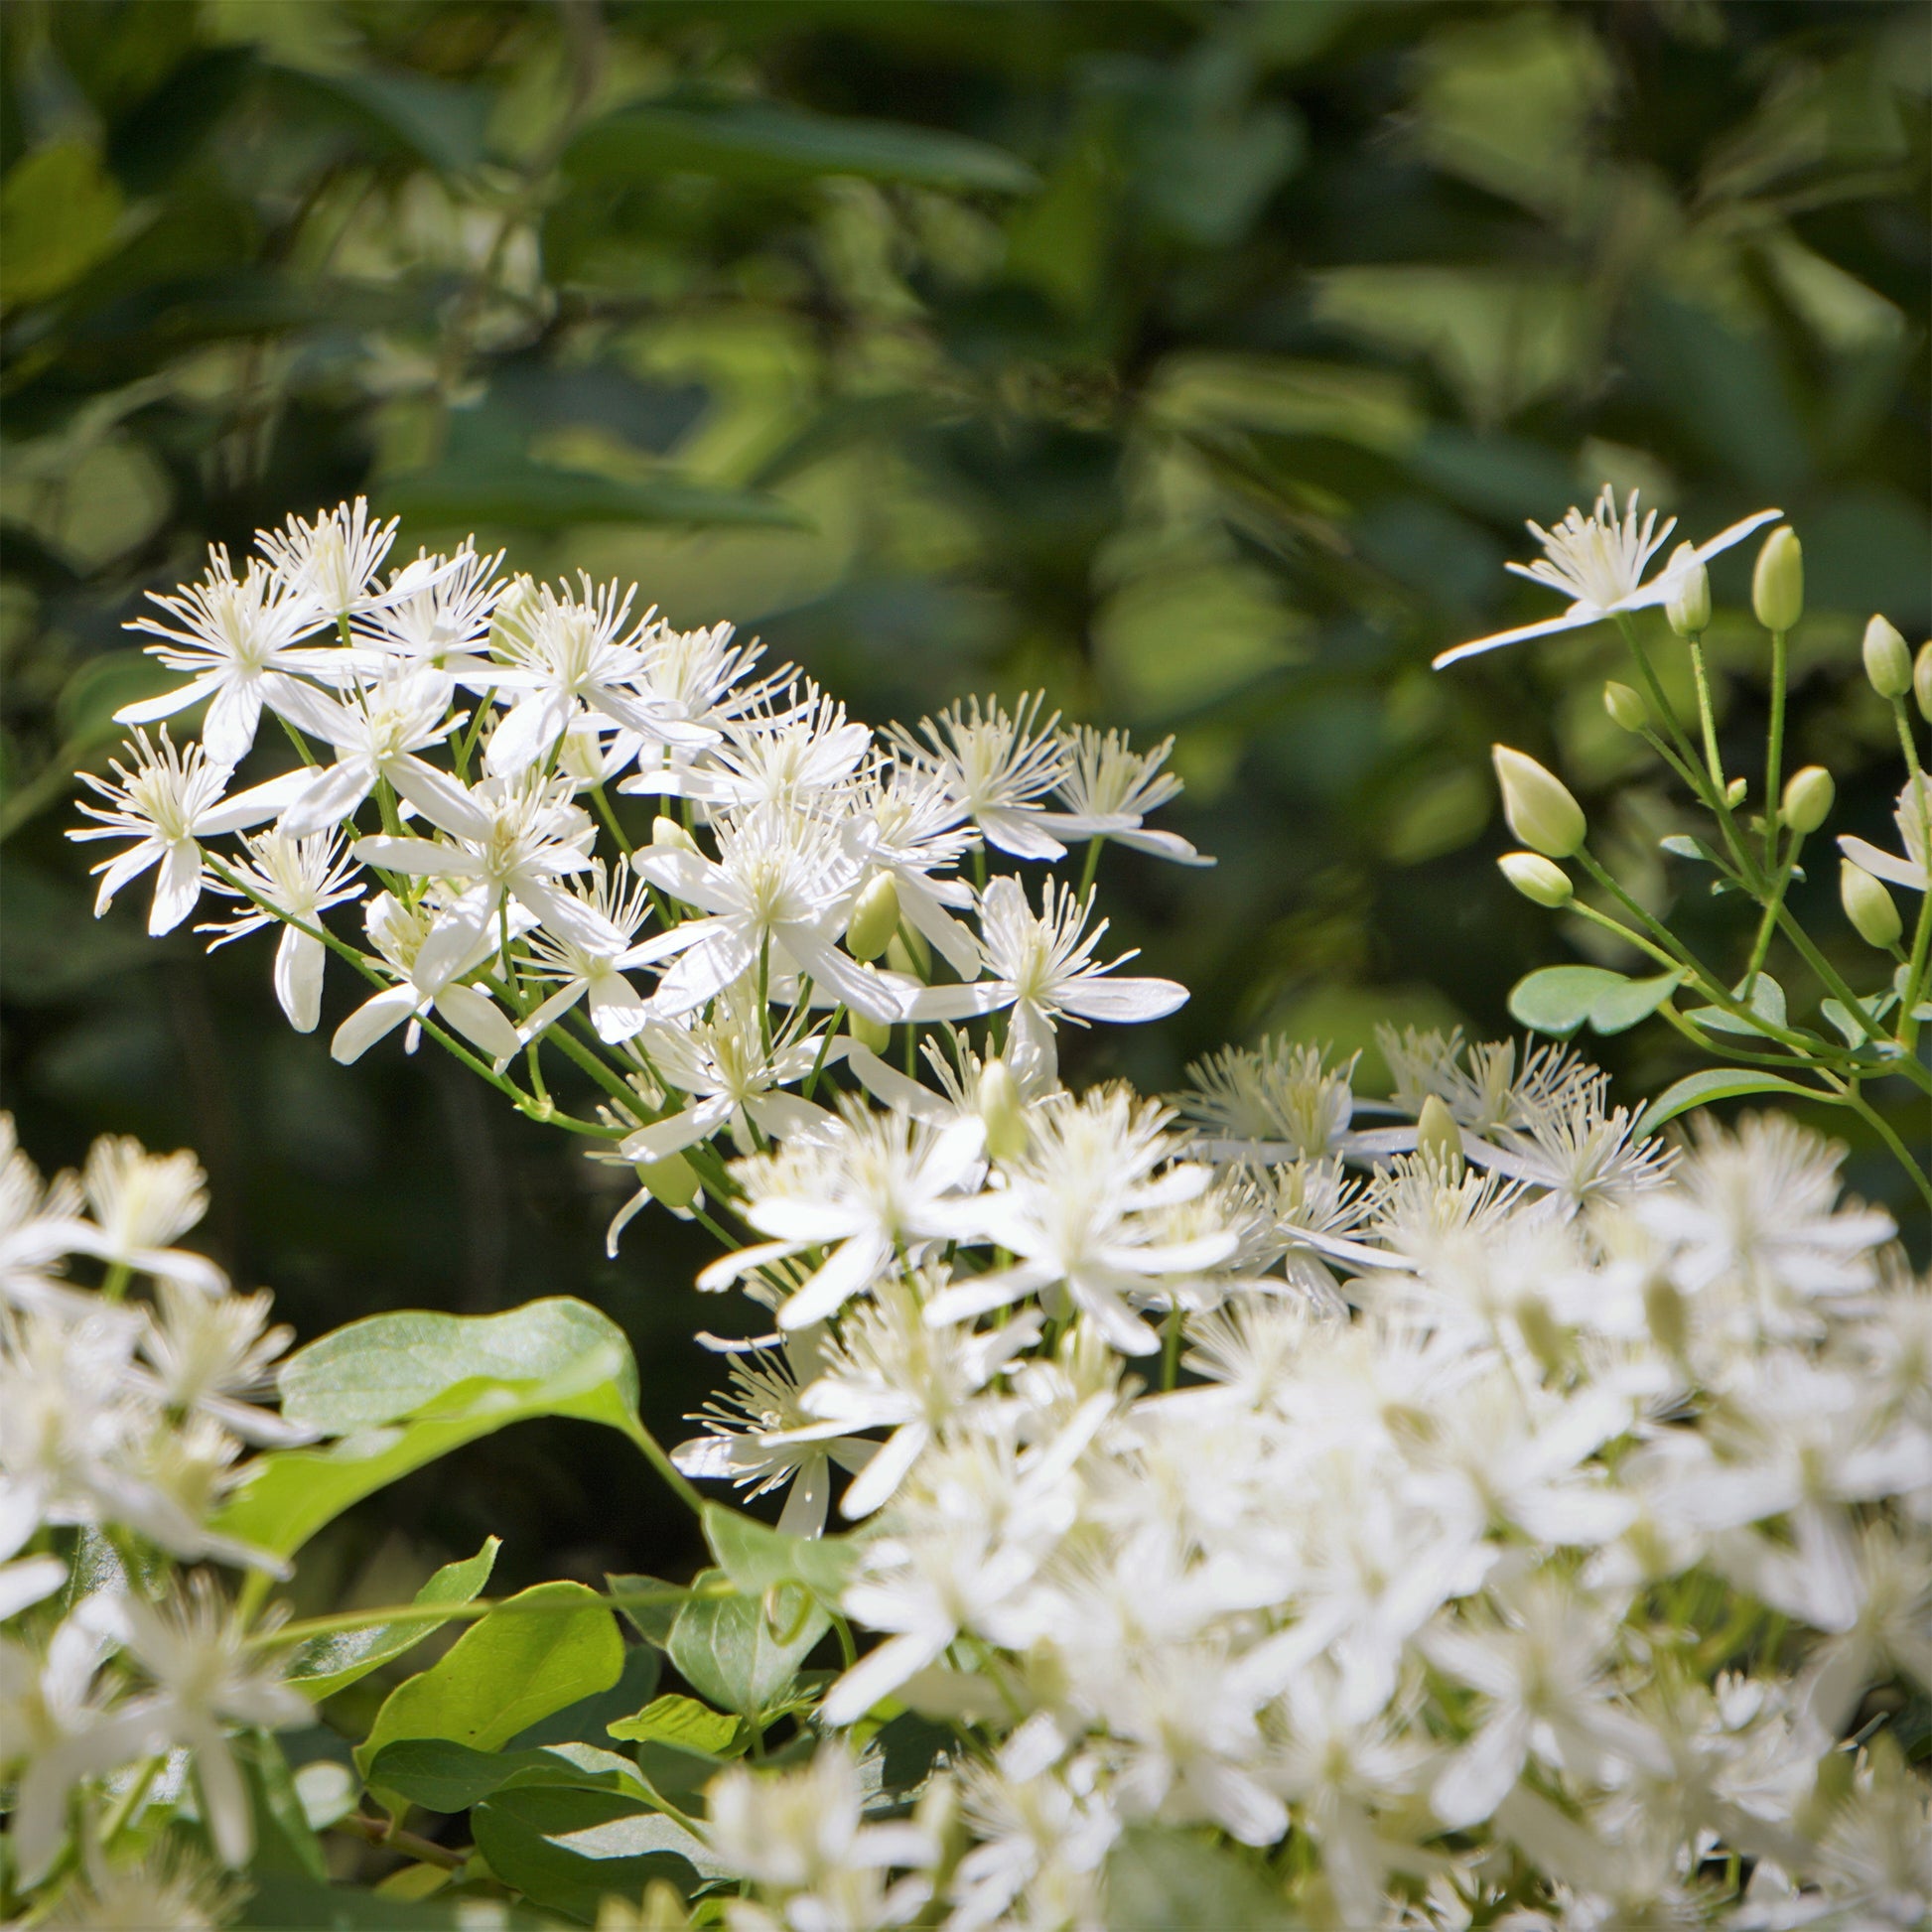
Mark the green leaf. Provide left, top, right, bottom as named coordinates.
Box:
left=667, top=1569, right=829, bottom=1720
left=1508, top=965, right=1681, bottom=1036
left=566, top=99, right=1037, bottom=195
left=1584, top=970, right=1685, bottom=1035
left=1821, top=991, right=1898, bottom=1046
left=237, top=1872, right=559, bottom=1929
left=218, top=1301, right=643, bottom=1561
left=280, top=1299, right=639, bottom=1434
left=383, top=460, right=805, bottom=533
left=701, top=1502, right=857, bottom=1602
left=1635, top=1068, right=1822, bottom=1136
left=1105, top=1826, right=1302, bottom=1931
left=270, top=66, right=491, bottom=175
left=473, top=1786, right=705, bottom=1922
left=506, top=1643, right=660, bottom=1752
left=0, top=142, right=125, bottom=305
left=605, top=1574, right=690, bottom=1648
left=289, top=1538, right=499, bottom=1701
left=246, top=1731, right=329, bottom=1881
left=607, top=1695, right=739, bottom=1756
left=356, top=1584, right=623, bottom=1781
left=367, top=1737, right=649, bottom=1815
left=1659, top=833, right=1718, bottom=863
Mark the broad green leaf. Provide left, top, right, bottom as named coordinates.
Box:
left=701, top=1502, right=857, bottom=1602
left=218, top=1302, right=643, bottom=1561
left=1635, top=1068, right=1822, bottom=1136
left=0, top=142, right=124, bottom=305
left=473, top=1785, right=703, bottom=1922
left=1821, top=991, right=1897, bottom=1046
left=607, top=1694, right=739, bottom=1756
left=507, top=1643, right=660, bottom=1751
left=280, top=1299, right=639, bottom=1434
left=566, top=99, right=1037, bottom=195
left=1105, top=1826, right=1301, bottom=1931
left=667, top=1569, right=829, bottom=1720
left=1508, top=965, right=1681, bottom=1036
left=288, top=1538, right=499, bottom=1701
left=384, top=461, right=805, bottom=533
left=367, top=1737, right=649, bottom=1815
left=356, top=1584, right=623, bottom=1780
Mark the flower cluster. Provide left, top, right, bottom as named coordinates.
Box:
left=0, top=1117, right=313, bottom=1912
left=42, top=499, right=1929, bottom=1930
left=689, top=1040, right=1930, bottom=1931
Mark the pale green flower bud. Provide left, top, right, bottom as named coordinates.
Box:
left=1643, top=1274, right=1687, bottom=1357
left=847, top=1008, right=893, bottom=1054
left=979, top=1058, right=1030, bottom=1163
left=1751, top=527, right=1802, bottom=632
left=1725, top=776, right=1747, bottom=809
left=843, top=873, right=899, bottom=962
left=1862, top=615, right=1911, bottom=699
left=650, top=815, right=697, bottom=854
left=1497, top=851, right=1574, bottom=908
left=1916, top=640, right=1932, bottom=723
left=1780, top=765, right=1834, bottom=836
left=887, top=925, right=930, bottom=982
left=1602, top=681, right=1647, bottom=734
left=634, top=1151, right=699, bottom=1211
left=1514, top=1294, right=1567, bottom=1375
left=1665, top=556, right=1711, bottom=637
left=1841, top=860, right=1902, bottom=949
left=1492, top=746, right=1587, bottom=859
left=1414, top=1094, right=1463, bottom=1177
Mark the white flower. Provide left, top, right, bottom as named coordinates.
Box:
left=329, top=889, right=524, bottom=1068
left=1176, top=1038, right=1358, bottom=1161
left=66, top=1136, right=225, bottom=1293
left=1425, top=1575, right=1667, bottom=1829
left=37, top=1844, right=241, bottom=1931
left=838, top=760, right=982, bottom=978
left=354, top=541, right=506, bottom=669
left=629, top=805, right=903, bottom=1023
left=351, top=766, right=614, bottom=961
left=671, top=1333, right=874, bottom=1538
left=949, top=1751, right=1115, bottom=1932
left=0, top=1114, right=97, bottom=1320
left=705, top=1741, right=937, bottom=1908
left=623, top=681, right=872, bottom=814
left=518, top=859, right=654, bottom=1044
left=1838, top=773, right=1932, bottom=895
left=254, top=496, right=451, bottom=624
left=924, top=1088, right=1233, bottom=1355
left=479, top=573, right=713, bottom=774
left=198, top=828, right=361, bottom=1032
left=1050, top=727, right=1211, bottom=866
left=114, top=547, right=334, bottom=763
left=891, top=692, right=1072, bottom=860
left=700, top=1103, right=988, bottom=1330
left=2, top=1597, right=142, bottom=1886
left=791, top=1279, right=1041, bottom=1518
left=69, top=729, right=301, bottom=936
left=907, top=876, right=1185, bottom=1085
left=610, top=995, right=840, bottom=1175
left=1434, top=488, right=1782, bottom=668
left=111, top=1577, right=312, bottom=1867
left=270, top=664, right=464, bottom=838
left=1638, top=1114, right=1895, bottom=1328
left=133, top=1279, right=310, bottom=1447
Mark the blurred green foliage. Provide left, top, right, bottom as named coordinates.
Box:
left=3, top=0, right=1927, bottom=1594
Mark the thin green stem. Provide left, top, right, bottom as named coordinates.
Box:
left=332, top=1813, right=466, bottom=1870
left=1828, top=1079, right=1932, bottom=1215
left=277, top=715, right=318, bottom=767
left=1763, top=627, right=1788, bottom=871
left=1772, top=905, right=1931, bottom=1087
left=1744, top=831, right=1804, bottom=985
left=1078, top=837, right=1105, bottom=898
left=1687, top=635, right=1725, bottom=787
left=591, top=782, right=633, bottom=856
left=1160, top=1303, right=1182, bottom=1392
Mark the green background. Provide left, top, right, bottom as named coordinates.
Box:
left=3, top=0, right=1927, bottom=1616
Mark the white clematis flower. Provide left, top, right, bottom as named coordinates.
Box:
left=1434, top=488, right=1782, bottom=668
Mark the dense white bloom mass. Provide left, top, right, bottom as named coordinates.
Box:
left=38, top=500, right=1931, bottom=1931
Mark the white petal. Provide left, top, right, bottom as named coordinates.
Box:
left=331, top=985, right=418, bottom=1063
left=148, top=840, right=205, bottom=934
left=274, top=926, right=325, bottom=1033
left=433, top=982, right=523, bottom=1062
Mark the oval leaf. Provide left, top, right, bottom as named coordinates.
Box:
left=1635, top=1068, right=1821, bottom=1136
left=1508, top=965, right=1629, bottom=1036
left=356, top=1584, right=623, bottom=1781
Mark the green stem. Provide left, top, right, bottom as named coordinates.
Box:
left=1161, top=1302, right=1183, bottom=1391
left=332, top=1813, right=466, bottom=1870
left=1078, top=836, right=1105, bottom=898
left=591, top=782, right=632, bottom=856
left=1763, top=627, right=1788, bottom=872
left=1772, top=905, right=1932, bottom=1087
left=1744, top=831, right=1804, bottom=985
left=1687, top=635, right=1725, bottom=787
left=1828, top=1078, right=1932, bottom=1215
